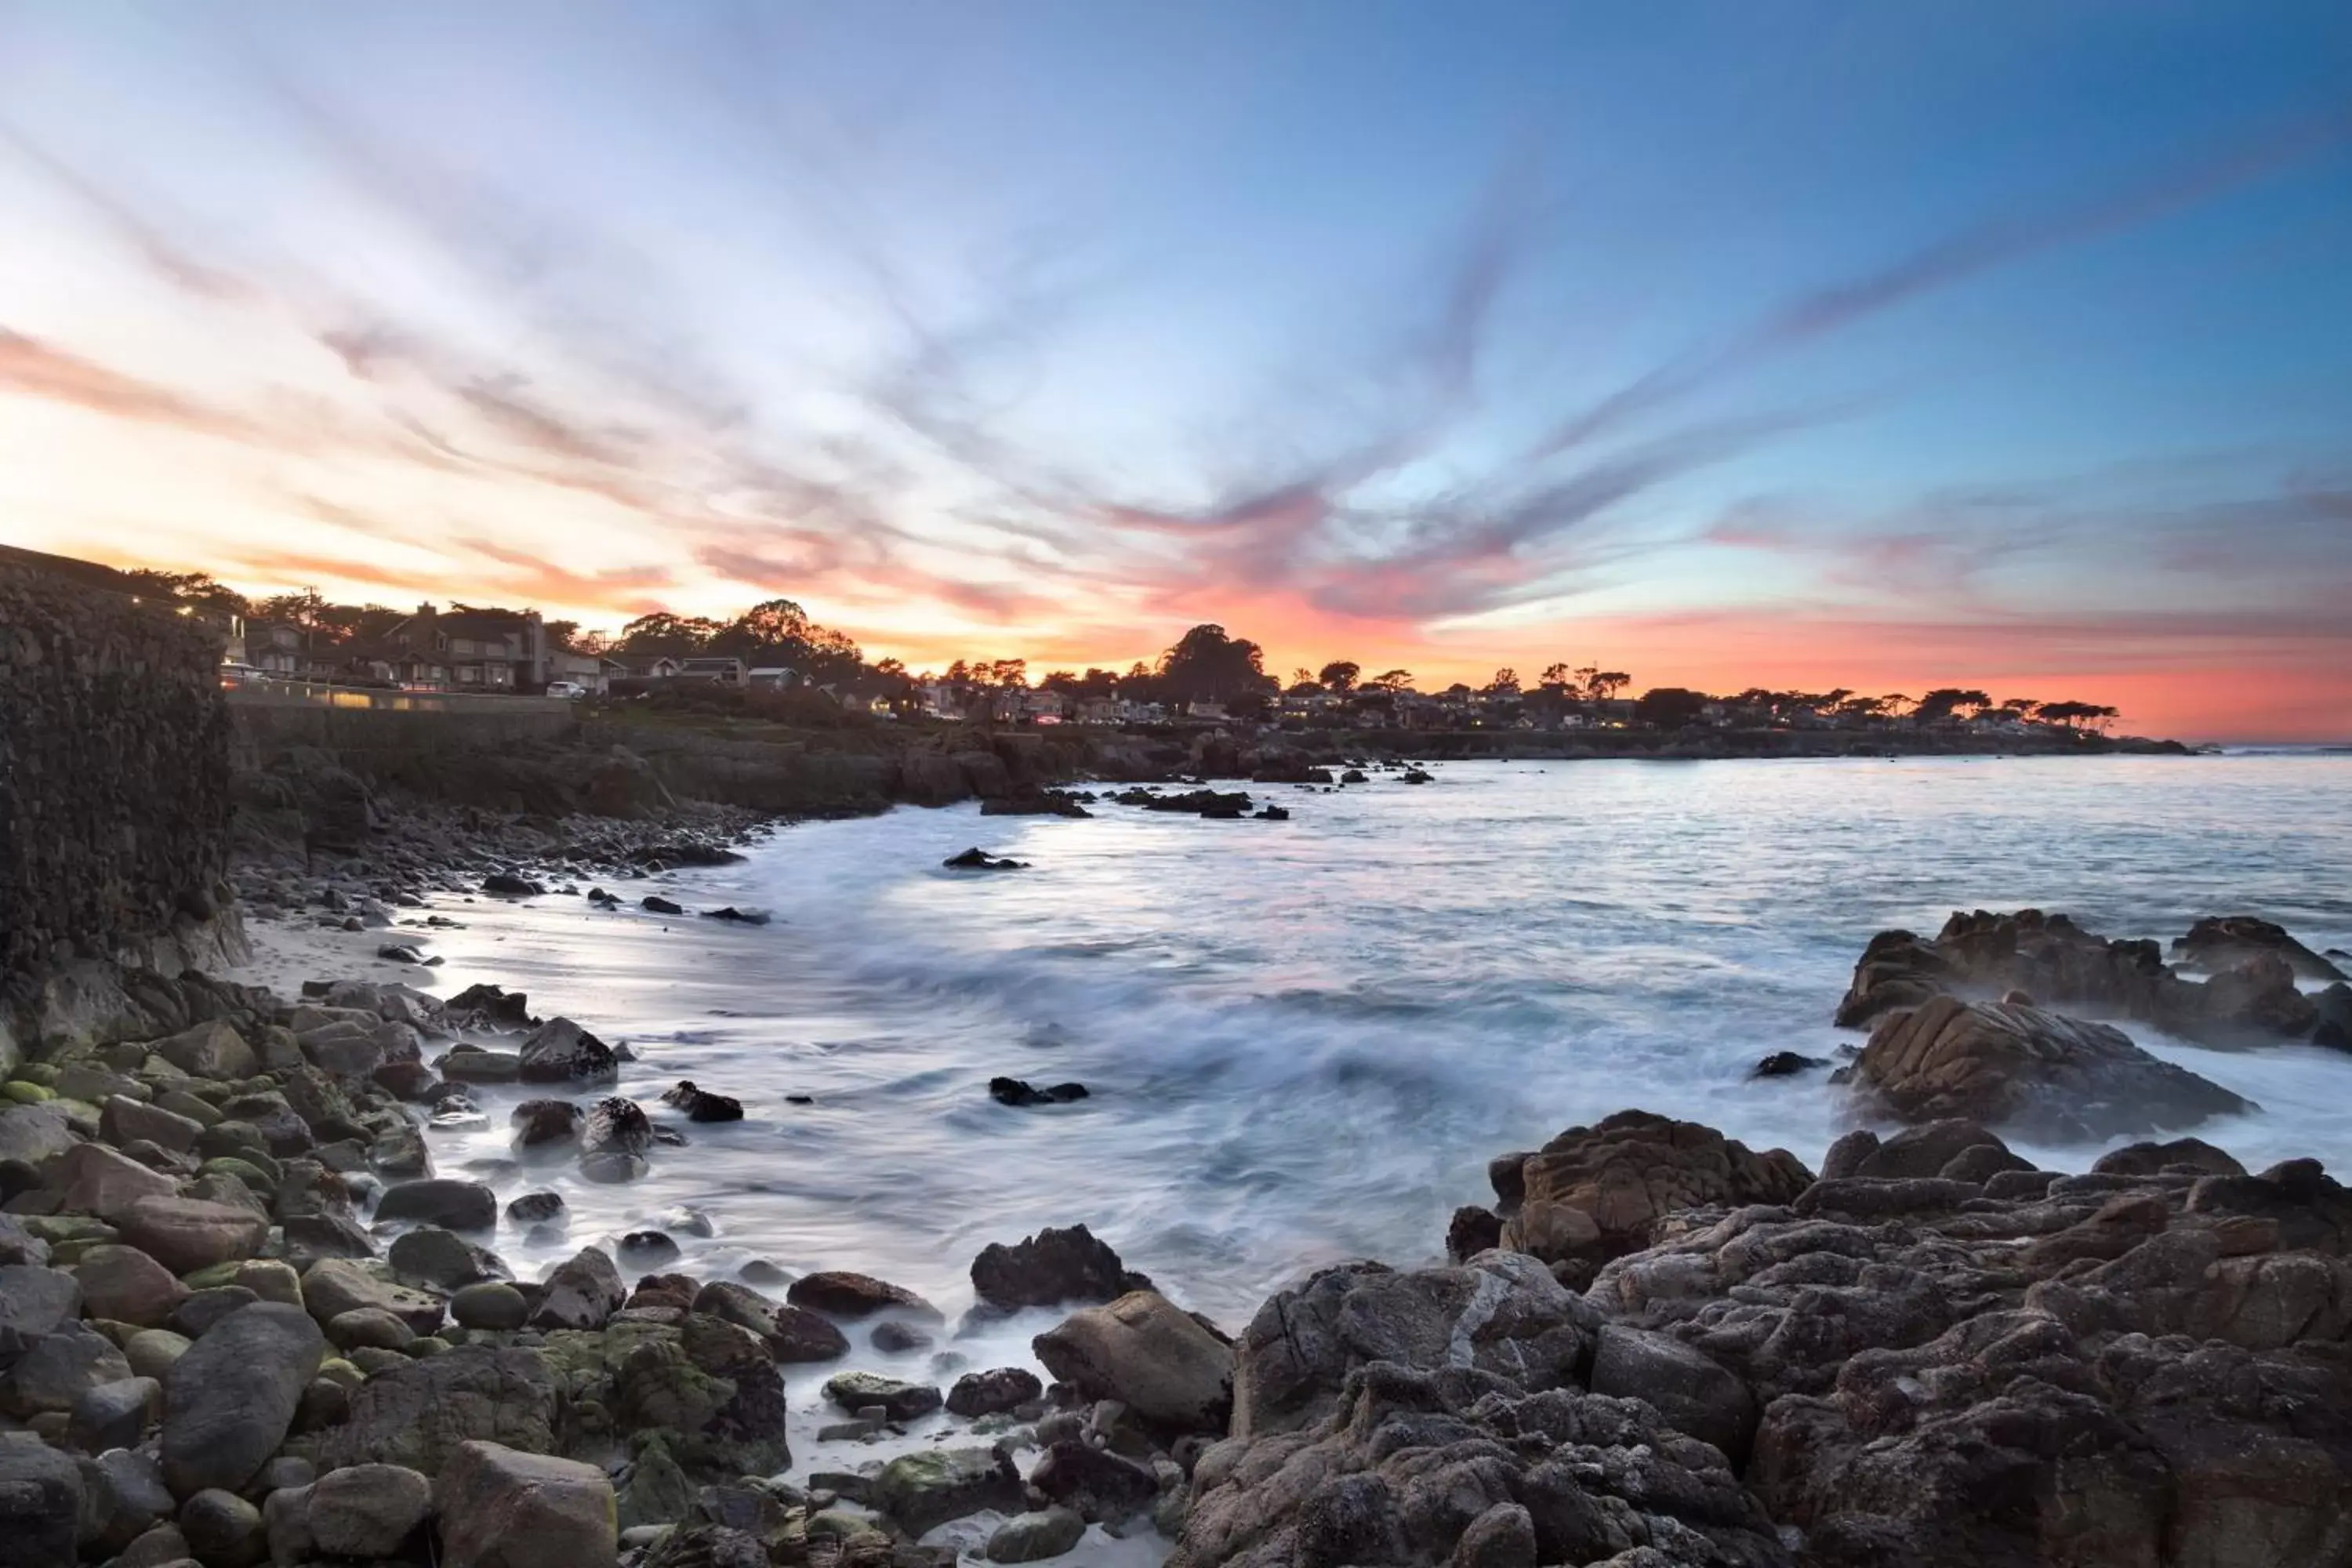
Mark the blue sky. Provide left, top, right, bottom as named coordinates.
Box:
left=2, top=1, right=2347, bottom=735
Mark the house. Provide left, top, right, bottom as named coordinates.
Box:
left=677, top=656, right=746, bottom=686
left=746, top=666, right=800, bottom=691
left=547, top=649, right=614, bottom=695
left=616, top=655, right=683, bottom=682
left=244, top=622, right=309, bottom=677
left=1023, top=690, right=1067, bottom=720
left=387, top=604, right=547, bottom=691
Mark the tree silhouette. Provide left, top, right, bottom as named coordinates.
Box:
left=1318, top=660, right=1361, bottom=692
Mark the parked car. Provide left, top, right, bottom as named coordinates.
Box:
left=218, top=662, right=264, bottom=687
left=545, top=680, right=590, bottom=699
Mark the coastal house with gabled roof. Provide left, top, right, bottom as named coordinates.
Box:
left=677, top=656, right=746, bottom=686
left=385, top=604, right=547, bottom=691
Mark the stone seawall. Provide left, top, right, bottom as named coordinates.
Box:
left=228, top=691, right=579, bottom=772
left=0, top=547, right=238, bottom=996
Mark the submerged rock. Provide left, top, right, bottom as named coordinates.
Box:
left=971, top=1223, right=1150, bottom=1312
left=989, top=1076, right=1090, bottom=1108
left=660, top=1080, right=744, bottom=1123
left=944, top=847, right=1027, bottom=870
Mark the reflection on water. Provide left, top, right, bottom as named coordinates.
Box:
left=412, top=753, right=2352, bottom=1324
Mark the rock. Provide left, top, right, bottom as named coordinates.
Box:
left=641, top=895, right=687, bottom=915
left=870, top=1319, right=932, bottom=1352
left=1493, top=1109, right=1813, bottom=1275
left=300, top=1259, right=447, bottom=1336
left=1030, top=1440, right=1160, bottom=1523
left=971, top=1224, right=1150, bottom=1312
left=510, top=1098, right=583, bottom=1147
left=0, top=1435, right=82, bottom=1568
left=579, top=1152, right=648, bottom=1184
left=1588, top=1323, right=1758, bottom=1464
left=151, top=1020, right=257, bottom=1081
left=1169, top=1362, right=1787, bottom=1568
left=1229, top=1252, right=1588, bottom=1441
left=438, top=1046, right=523, bottom=1083
left=49, top=1141, right=179, bottom=1220
left=452, top=1281, right=531, bottom=1330
left=986, top=1506, right=1087, bottom=1563
left=989, top=1077, right=1090, bottom=1108
left=659, top=1080, right=743, bottom=1122
left=517, top=1019, right=618, bottom=1085
left=2096, top=1137, right=2247, bottom=1178
left=1751, top=1050, right=1827, bottom=1077
left=389, top=1226, right=510, bottom=1290
left=307, top=1462, right=434, bottom=1556
left=481, top=873, right=544, bottom=897
left=787, top=1271, right=939, bottom=1322
left=946, top=1366, right=1044, bottom=1418
left=1445, top=1205, right=1504, bottom=1264
left=435, top=1440, right=617, bottom=1568
left=376, top=1178, right=498, bottom=1231
left=446, top=984, right=534, bottom=1026
left=872, top=1446, right=1022, bottom=1535
left=303, top=1347, right=556, bottom=1473
left=1036, top=1290, right=1234, bottom=1434
left=102, top=1094, right=205, bottom=1153
left=114, top=1196, right=270, bottom=1274
left=329, top=1306, right=417, bottom=1351
left=125, top=1327, right=191, bottom=1381
left=73, top=1243, right=189, bottom=1327
left=943, top=848, right=1025, bottom=870
left=2172, top=915, right=2347, bottom=982
left=579, top=1097, right=652, bottom=1156
left=88, top=1446, right=175, bottom=1555
left=506, top=1189, right=566, bottom=1225
left=530, top=1247, right=624, bottom=1331
left=161, top=1302, right=327, bottom=1497
left=0, top=1263, right=82, bottom=1363
left=619, top=1230, right=681, bottom=1266
left=767, top=1304, right=853, bottom=1363
left=822, top=1370, right=941, bottom=1421
left=72, top=1372, right=160, bottom=1450
left=4, top=1322, right=131, bottom=1415
left=699, top=906, right=770, bottom=925
left=0, top=1102, right=78, bottom=1170
left=1849, top=994, right=2257, bottom=1140
left=178, top=1486, right=265, bottom=1567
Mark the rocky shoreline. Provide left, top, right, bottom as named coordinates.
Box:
left=5, top=889, right=2350, bottom=1567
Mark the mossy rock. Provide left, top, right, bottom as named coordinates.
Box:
left=2, top=1081, right=53, bottom=1105
left=198, top=1156, right=275, bottom=1193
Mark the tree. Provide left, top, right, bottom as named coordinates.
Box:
left=1318, top=660, right=1361, bottom=693
left=2037, top=700, right=2118, bottom=731
left=1587, top=670, right=1631, bottom=703
left=2000, top=696, right=2042, bottom=717
left=1157, top=625, right=1272, bottom=710
left=123, top=568, right=249, bottom=617
left=1635, top=687, right=1709, bottom=728
left=615, top=612, right=724, bottom=657
left=1485, top=668, right=1520, bottom=698
left=1914, top=688, right=1992, bottom=725
left=1538, top=662, right=1573, bottom=691
left=253, top=588, right=329, bottom=632
left=1365, top=668, right=1414, bottom=694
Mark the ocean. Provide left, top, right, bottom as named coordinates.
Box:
left=394, top=750, right=2352, bottom=1329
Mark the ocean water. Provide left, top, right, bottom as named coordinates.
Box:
left=402, top=752, right=2352, bottom=1328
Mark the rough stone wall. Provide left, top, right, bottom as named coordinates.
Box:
left=0, top=548, right=233, bottom=983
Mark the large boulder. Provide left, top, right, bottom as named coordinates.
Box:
left=48, top=1142, right=177, bottom=1221
left=1490, top=1109, right=1813, bottom=1277
left=435, top=1440, right=617, bottom=1568
left=306, top=1462, right=434, bottom=1557
left=2173, top=915, right=2347, bottom=982
left=70, top=1243, right=188, bottom=1328
left=1849, top=994, right=2255, bottom=1140
left=1231, top=1251, right=1592, bottom=1439
left=786, top=1270, right=939, bottom=1321
left=516, top=1019, right=618, bottom=1086
left=873, top=1446, right=1024, bottom=1536
left=150, top=1019, right=258, bottom=1080
left=0, top=1436, right=83, bottom=1568
left=0, top=1102, right=77, bottom=1168
left=160, top=1302, right=327, bottom=1497
left=1168, top=1362, right=1790, bottom=1568
left=529, top=1247, right=624, bottom=1331
left=3, top=1322, right=130, bottom=1415
left=375, top=1178, right=498, bottom=1231
left=301, top=1258, right=448, bottom=1336
left=114, top=1196, right=270, bottom=1273
left=1033, top=1290, right=1234, bottom=1434
left=971, top=1224, right=1151, bottom=1312
left=302, top=1346, right=557, bottom=1472
left=0, top=1265, right=82, bottom=1363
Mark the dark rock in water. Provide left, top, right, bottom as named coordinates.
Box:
left=580, top=1097, right=653, bottom=1156
left=641, top=895, right=687, bottom=916
left=971, top=1224, right=1151, bottom=1312
left=1399, top=767, right=1435, bottom=784
left=619, top=1230, right=681, bottom=1265
left=789, top=1271, right=942, bottom=1323
left=1251, top=805, right=1290, bottom=820
left=1751, top=1050, right=1828, bottom=1077
left=1849, top=994, right=2256, bottom=1141
left=586, top=887, right=619, bottom=907
left=989, top=1076, right=1090, bottom=1108
left=2314, top=983, right=2352, bottom=1052
left=530, top=1247, right=625, bottom=1332
left=444, top=983, right=532, bottom=1025
left=699, top=905, right=771, bottom=924
left=1339, top=768, right=1368, bottom=783
left=376, top=943, right=427, bottom=964
left=946, top=1366, right=1043, bottom=1418
left=1444, top=1204, right=1504, bottom=1264
left=387, top=1226, right=509, bottom=1290
left=2172, top=914, right=2347, bottom=981
left=481, top=872, right=543, bottom=897
left=822, top=1370, right=942, bottom=1421
left=872, top=1446, right=1022, bottom=1536
left=871, top=1319, right=934, bottom=1353
left=517, top=1018, right=618, bottom=1085
left=944, top=846, right=1026, bottom=870
left=510, top=1098, right=583, bottom=1147
left=981, top=788, right=1093, bottom=818
left=661, top=1080, right=745, bottom=1123
left=579, top=1151, right=648, bottom=1183
left=1142, top=788, right=1254, bottom=818
left=374, top=1178, right=497, bottom=1232
left=506, top=1190, right=564, bottom=1225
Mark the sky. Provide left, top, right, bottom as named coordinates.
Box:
left=1, top=2, right=2347, bottom=740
